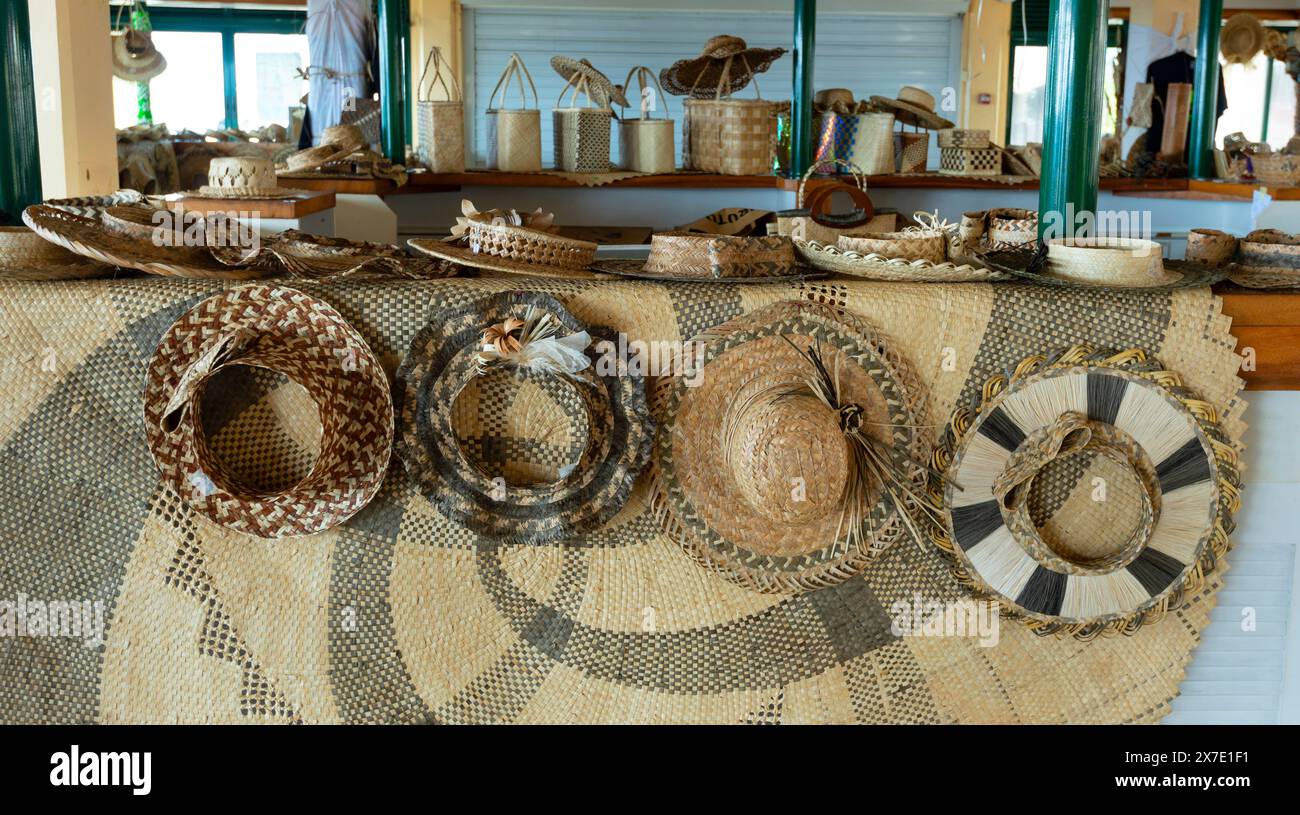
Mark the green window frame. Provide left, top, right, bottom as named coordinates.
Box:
left=112, top=6, right=306, bottom=130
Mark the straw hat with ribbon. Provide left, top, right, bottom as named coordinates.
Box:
left=143, top=284, right=393, bottom=538
left=408, top=199, right=598, bottom=278
left=0, top=226, right=113, bottom=281
left=395, top=291, right=653, bottom=544
left=977, top=238, right=1229, bottom=290
left=278, top=124, right=368, bottom=174
left=1220, top=13, right=1267, bottom=64
left=185, top=156, right=306, bottom=199
left=929, top=344, right=1239, bottom=639
left=659, top=35, right=786, bottom=98
left=592, top=232, right=820, bottom=282
left=650, top=300, right=939, bottom=594
left=868, top=86, right=955, bottom=130
left=550, top=56, right=628, bottom=108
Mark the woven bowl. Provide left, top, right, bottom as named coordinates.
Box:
left=1184, top=228, right=1238, bottom=267
left=1046, top=238, right=1169, bottom=286
left=837, top=230, right=946, bottom=264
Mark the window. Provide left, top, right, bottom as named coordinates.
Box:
left=1215, top=26, right=1298, bottom=150
left=110, top=6, right=306, bottom=133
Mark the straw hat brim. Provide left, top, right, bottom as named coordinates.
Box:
left=184, top=185, right=311, bottom=200
left=0, top=226, right=115, bottom=280
left=931, top=345, right=1237, bottom=636
left=976, top=246, right=1229, bottom=290
left=793, top=239, right=1011, bottom=282
left=589, top=257, right=822, bottom=283
left=395, top=291, right=653, bottom=544
left=650, top=301, right=928, bottom=593
left=551, top=56, right=629, bottom=108
left=22, top=205, right=264, bottom=280
left=406, top=237, right=601, bottom=279
left=868, top=96, right=955, bottom=130
left=277, top=140, right=368, bottom=175
left=659, top=47, right=786, bottom=98
left=143, top=284, right=393, bottom=538
left=112, top=36, right=166, bottom=82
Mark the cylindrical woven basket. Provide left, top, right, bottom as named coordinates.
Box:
left=1046, top=238, right=1166, bottom=286
left=893, top=131, right=929, bottom=173
left=813, top=111, right=894, bottom=175
left=485, top=53, right=542, bottom=172
left=553, top=71, right=612, bottom=173
left=1185, top=228, right=1238, bottom=267
left=683, top=98, right=777, bottom=175
left=416, top=46, right=466, bottom=173
left=988, top=208, right=1038, bottom=248
left=618, top=66, right=675, bottom=174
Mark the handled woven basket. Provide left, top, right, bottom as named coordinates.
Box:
left=485, top=53, right=542, bottom=172
left=553, top=70, right=612, bottom=173
left=416, top=46, right=465, bottom=173
left=682, top=54, right=778, bottom=175
left=618, top=66, right=675, bottom=174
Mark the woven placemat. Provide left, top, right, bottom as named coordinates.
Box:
left=0, top=275, right=1244, bottom=723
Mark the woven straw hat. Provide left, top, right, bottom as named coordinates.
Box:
left=592, top=232, right=819, bottom=282
left=869, top=86, right=955, bottom=130
left=1229, top=228, right=1300, bottom=288
left=930, top=344, right=1239, bottom=639
left=112, top=27, right=166, bottom=82
left=396, top=291, right=652, bottom=544
left=408, top=200, right=598, bottom=278
left=22, top=204, right=266, bottom=280
left=279, top=124, right=368, bottom=174
left=551, top=56, right=628, bottom=108
left=188, top=156, right=306, bottom=199
left=0, top=225, right=112, bottom=280
left=1221, top=13, right=1266, bottom=64
left=143, top=284, right=393, bottom=538
left=659, top=35, right=786, bottom=98
left=651, top=300, right=934, bottom=594
left=978, top=238, right=1228, bottom=290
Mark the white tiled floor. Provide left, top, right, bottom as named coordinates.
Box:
left=1166, top=391, right=1300, bottom=724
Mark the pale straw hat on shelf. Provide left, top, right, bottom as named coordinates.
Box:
left=187, top=156, right=306, bottom=199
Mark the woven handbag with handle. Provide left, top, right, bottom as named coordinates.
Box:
left=775, top=159, right=895, bottom=242
left=618, top=66, right=675, bottom=174
left=814, top=110, right=895, bottom=175
left=682, top=55, right=778, bottom=175
left=553, top=70, right=612, bottom=173
left=416, top=47, right=465, bottom=173
left=485, top=53, right=542, bottom=172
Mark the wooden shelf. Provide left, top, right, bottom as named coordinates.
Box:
left=404, top=171, right=782, bottom=191
left=1215, top=284, right=1300, bottom=390
left=278, top=177, right=405, bottom=196
left=161, top=189, right=335, bottom=219
left=1188, top=179, right=1300, bottom=201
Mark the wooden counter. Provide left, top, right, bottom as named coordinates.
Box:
left=1215, top=284, right=1300, bottom=391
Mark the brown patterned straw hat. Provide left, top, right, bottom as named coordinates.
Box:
left=187, top=156, right=307, bottom=199
left=408, top=199, right=598, bottom=278
left=1220, top=13, right=1266, bottom=64
left=143, top=284, right=393, bottom=538
left=978, top=238, right=1229, bottom=290
left=868, top=86, right=955, bottom=130
left=0, top=225, right=113, bottom=280
left=1229, top=228, right=1300, bottom=288
left=279, top=124, right=368, bottom=174
left=659, top=35, right=786, bottom=98
left=396, top=291, right=652, bottom=543
left=929, top=345, right=1239, bottom=639
left=592, top=232, right=819, bottom=282
left=551, top=56, right=628, bottom=108
left=650, top=300, right=937, bottom=593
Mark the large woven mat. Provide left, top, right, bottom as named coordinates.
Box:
left=0, top=274, right=1244, bottom=723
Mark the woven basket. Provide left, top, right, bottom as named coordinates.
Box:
left=684, top=98, right=777, bottom=175
left=838, top=229, right=947, bottom=264
left=1229, top=228, right=1300, bottom=286
left=893, top=131, right=929, bottom=173
left=416, top=47, right=466, bottom=173
left=553, top=71, right=612, bottom=173
left=940, top=146, right=1001, bottom=176
left=1253, top=153, right=1300, bottom=186
left=618, top=66, right=675, bottom=174
left=485, top=53, right=542, bottom=172
left=775, top=158, right=895, bottom=243
left=467, top=218, right=596, bottom=270
left=813, top=110, right=894, bottom=175
left=1185, top=228, right=1238, bottom=267
left=937, top=128, right=990, bottom=149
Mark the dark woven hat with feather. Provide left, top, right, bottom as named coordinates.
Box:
left=395, top=291, right=653, bottom=543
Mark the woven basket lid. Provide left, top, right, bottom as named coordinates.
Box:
left=395, top=291, right=653, bottom=544
left=143, top=284, right=393, bottom=538
left=976, top=240, right=1229, bottom=290
left=592, top=232, right=819, bottom=282
left=0, top=225, right=113, bottom=280
left=551, top=56, right=628, bottom=108
left=868, top=86, right=955, bottom=130
left=651, top=300, right=929, bottom=593
left=659, top=35, right=786, bottom=98
left=932, top=345, right=1239, bottom=637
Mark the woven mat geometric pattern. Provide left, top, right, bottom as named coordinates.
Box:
left=0, top=275, right=1244, bottom=723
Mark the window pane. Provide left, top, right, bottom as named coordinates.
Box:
left=113, top=32, right=225, bottom=132
left=1264, top=57, right=1295, bottom=150
left=234, top=33, right=310, bottom=131
left=1217, top=53, right=1270, bottom=145
left=1009, top=45, right=1047, bottom=144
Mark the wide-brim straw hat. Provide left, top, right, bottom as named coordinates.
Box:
left=929, top=344, right=1239, bottom=638
left=143, top=284, right=393, bottom=538
left=0, top=225, right=114, bottom=280
left=650, top=300, right=933, bottom=594
left=659, top=35, right=786, bottom=97
left=551, top=56, right=628, bottom=108
left=187, top=156, right=307, bottom=199
left=1221, top=13, right=1266, bottom=64
left=278, top=124, right=368, bottom=174
left=408, top=217, right=599, bottom=279
left=977, top=238, right=1229, bottom=290
left=592, top=232, right=820, bottom=282
left=22, top=204, right=264, bottom=280
left=869, top=85, right=955, bottom=130
left=112, top=28, right=166, bottom=82
left=395, top=291, right=653, bottom=544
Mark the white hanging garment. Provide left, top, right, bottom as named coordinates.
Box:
left=305, top=0, right=374, bottom=144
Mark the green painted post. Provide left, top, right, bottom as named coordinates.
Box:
left=1038, top=0, right=1109, bottom=240
left=790, top=0, right=816, bottom=177
left=377, top=0, right=410, bottom=164
left=0, top=0, right=42, bottom=223
left=222, top=31, right=238, bottom=130
left=1188, top=0, right=1224, bottom=179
